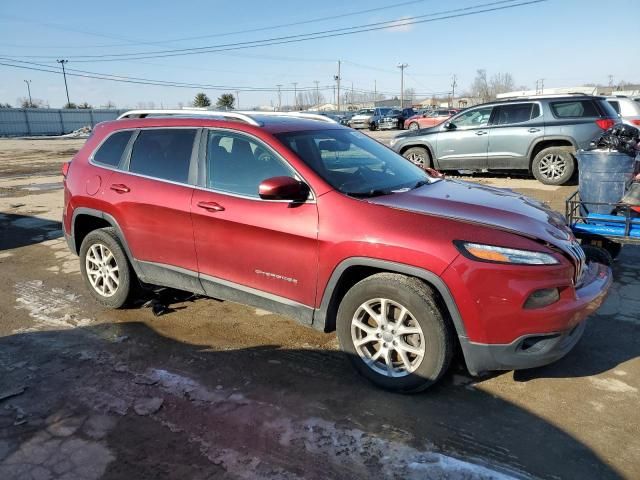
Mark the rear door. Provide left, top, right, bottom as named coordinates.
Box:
left=191, top=129, right=319, bottom=311
left=434, top=106, right=493, bottom=169
left=104, top=127, right=202, bottom=291
left=487, top=102, right=543, bottom=169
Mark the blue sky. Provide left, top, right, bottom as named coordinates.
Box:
left=0, top=0, right=638, bottom=108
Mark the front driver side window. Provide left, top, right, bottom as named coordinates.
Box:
left=206, top=131, right=293, bottom=197
left=450, top=107, right=493, bottom=129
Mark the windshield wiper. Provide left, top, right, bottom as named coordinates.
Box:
left=346, top=189, right=391, bottom=198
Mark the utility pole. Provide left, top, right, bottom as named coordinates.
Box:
left=451, top=74, right=457, bottom=107
left=397, top=63, right=408, bottom=109
left=276, top=84, right=282, bottom=111
left=351, top=82, right=354, bottom=110
left=57, top=59, right=70, bottom=107
left=292, top=82, right=298, bottom=110
left=235, top=90, right=240, bottom=110
left=608, top=75, right=614, bottom=88
left=23, top=80, right=32, bottom=107
left=374, top=80, right=377, bottom=106
left=335, top=60, right=341, bottom=112
left=314, top=80, right=320, bottom=109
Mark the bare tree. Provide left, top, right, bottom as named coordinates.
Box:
left=468, top=69, right=516, bottom=101
left=489, top=72, right=515, bottom=97
left=469, top=69, right=490, bottom=102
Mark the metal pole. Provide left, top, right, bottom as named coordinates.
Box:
left=451, top=74, right=457, bottom=106
left=57, top=59, right=70, bottom=107
left=292, top=83, right=298, bottom=110
left=374, top=80, right=377, bottom=106
left=336, top=61, right=341, bottom=112
left=236, top=90, right=240, bottom=110
left=24, top=80, right=32, bottom=107
left=314, top=80, right=320, bottom=109
left=397, top=63, right=408, bottom=109
left=276, top=84, right=282, bottom=111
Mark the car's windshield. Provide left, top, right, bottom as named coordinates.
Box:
left=275, top=129, right=434, bottom=197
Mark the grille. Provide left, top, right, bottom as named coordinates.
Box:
left=567, top=242, right=587, bottom=285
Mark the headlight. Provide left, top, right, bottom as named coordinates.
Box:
left=455, top=241, right=559, bottom=265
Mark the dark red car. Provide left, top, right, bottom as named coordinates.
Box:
left=62, top=110, right=611, bottom=392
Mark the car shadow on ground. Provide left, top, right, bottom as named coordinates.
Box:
left=0, top=213, right=62, bottom=250
left=0, top=323, right=624, bottom=480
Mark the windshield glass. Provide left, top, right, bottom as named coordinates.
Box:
left=275, top=129, right=434, bottom=197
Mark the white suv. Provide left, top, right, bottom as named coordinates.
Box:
left=605, top=96, right=640, bottom=128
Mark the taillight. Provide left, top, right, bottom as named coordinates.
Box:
left=61, top=162, right=70, bottom=178
left=595, top=118, right=615, bottom=130
left=631, top=119, right=640, bottom=126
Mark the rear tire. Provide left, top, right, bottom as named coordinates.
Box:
left=581, top=244, right=613, bottom=267
left=402, top=146, right=431, bottom=170
left=336, top=273, right=454, bottom=393
left=79, top=227, right=136, bottom=308
left=532, top=147, right=575, bottom=185
left=408, top=122, right=420, bottom=131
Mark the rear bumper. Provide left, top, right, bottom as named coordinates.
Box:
left=459, top=261, right=612, bottom=375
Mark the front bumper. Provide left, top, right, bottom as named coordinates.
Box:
left=349, top=120, right=371, bottom=129
left=458, top=261, right=612, bottom=375
left=379, top=119, right=400, bottom=130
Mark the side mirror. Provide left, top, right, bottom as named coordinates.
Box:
left=444, top=122, right=456, bottom=130
left=259, top=176, right=310, bottom=201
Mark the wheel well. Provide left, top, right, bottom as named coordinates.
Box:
left=322, top=266, right=450, bottom=333
left=529, top=140, right=575, bottom=170
left=399, top=144, right=432, bottom=160
left=73, top=214, right=111, bottom=253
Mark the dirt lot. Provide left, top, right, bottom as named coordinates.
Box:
left=0, top=136, right=638, bottom=480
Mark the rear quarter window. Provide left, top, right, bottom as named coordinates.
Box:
left=93, top=130, right=132, bottom=167
left=550, top=100, right=599, bottom=118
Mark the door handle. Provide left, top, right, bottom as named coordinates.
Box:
left=475, top=130, right=487, bottom=136
left=110, top=184, right=130, bottom=193
left=528, top=128, right=541, bottom=133
left=197, top=201, right=225, bottom=212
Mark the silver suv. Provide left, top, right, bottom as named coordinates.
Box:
left=390, top=95, right=619, bottom=185
left=605, top=95, right=640, bottom=128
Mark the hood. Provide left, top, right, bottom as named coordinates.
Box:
left=352, top=113, right=373, bottom=120
left=367, top=179, right=575, bottom=249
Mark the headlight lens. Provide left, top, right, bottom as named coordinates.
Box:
left=456, top=242, right=559, bottom=265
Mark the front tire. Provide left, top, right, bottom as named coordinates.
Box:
left=402, top=146, right=431, bottom=170
left=408, top=122, right=420, bottom=131
left=336, top=273, right=454, bottom=393
left=581, top=244, right=614, bottom=267
left=532, top=147, right=575, bottom=185
left=79, top=227, right=136, bottom=308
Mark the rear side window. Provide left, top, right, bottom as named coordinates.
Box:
left=492, top=103, right=536, bottom=125
left=129, top=129, right=196, bottom=183
left=607, top=100, right=620, bottom=114
left=550, top=100, right=598, bottom=118
left=93, top=130, right=132, bottom=167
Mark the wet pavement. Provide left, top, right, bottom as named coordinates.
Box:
left=0, top=137, right=638, bottom=479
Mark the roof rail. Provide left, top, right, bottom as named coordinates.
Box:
left=117, top=109, right=261, bottom=126
left=116, top=109, right=339, bottom=125
left=243, top=111, right=338, bottom=124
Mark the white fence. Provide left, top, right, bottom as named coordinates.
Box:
left=0, top=108, right=127, bottom=137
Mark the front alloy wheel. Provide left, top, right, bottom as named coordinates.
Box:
left=402, top=146, right=431, bottom=170
left=532, top=147, right=575, bottom=185
left=351, top=298, right=425, bottom=377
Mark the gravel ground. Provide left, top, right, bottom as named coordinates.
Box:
left=0, top=136, right=638, bottom=480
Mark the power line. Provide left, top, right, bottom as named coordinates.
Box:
left=1, top=1, right=544, bottom=62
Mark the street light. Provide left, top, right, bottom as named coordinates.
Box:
left=23, top=80, right=32, bottom=107
left=397, top=63, right=408, bottom=109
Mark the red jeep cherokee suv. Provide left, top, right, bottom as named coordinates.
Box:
left=62, top=110, right=612, bottom=392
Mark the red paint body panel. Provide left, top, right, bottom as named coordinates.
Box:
left=63, top=116, right=611, bottom=354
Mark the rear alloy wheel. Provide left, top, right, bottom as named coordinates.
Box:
left=403, top=146, right=431, bottom=170
left=337, top=273, right=453, bottom=392
left=79, top=227, right=135, bottom=308
left=408, top=122, right=420, bottom=131
left=532, top=147, right=575, bottom=185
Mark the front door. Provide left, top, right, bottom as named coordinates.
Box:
left=191, top=130, right=319, bottom=314
left=488, top=102, right=543, bottom=169
left=434, top=106, right=493, bottom=170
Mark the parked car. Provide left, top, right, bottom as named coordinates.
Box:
left=404, top=109, right=459, bottom=131
left=605, top=96, right=640, bottom=127
left=63, top=109, right=611, bottom=392
left=379, top=108, right=418, bottom=130
left=391, top=95, right=620, bottom=185
left=349, top=107, right=393, bottom=130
